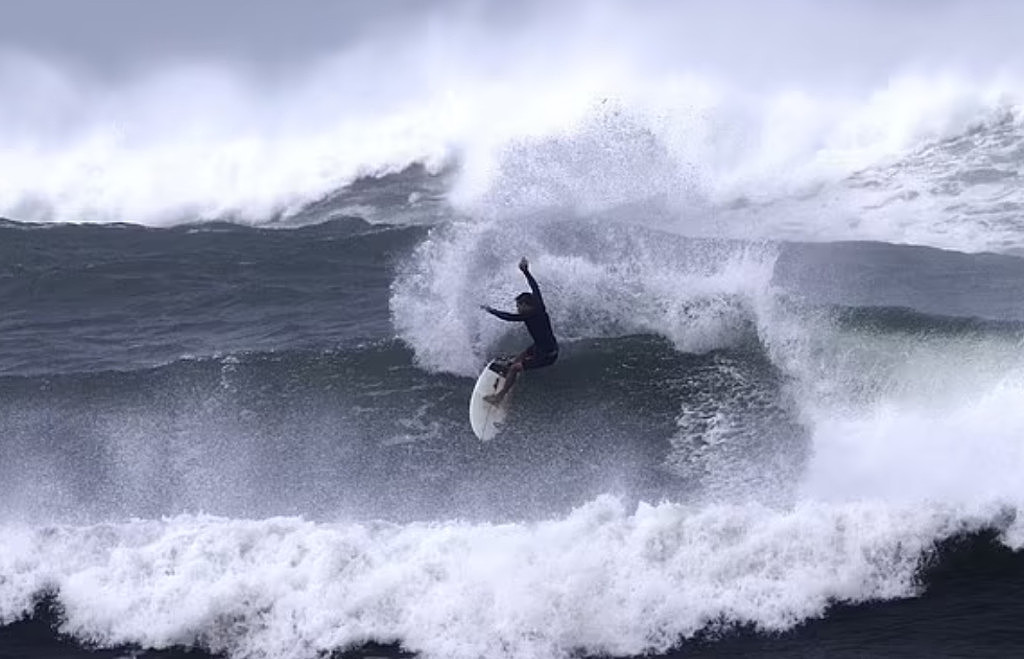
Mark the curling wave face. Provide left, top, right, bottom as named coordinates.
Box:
left=4, top=0, right=1024, bottom=256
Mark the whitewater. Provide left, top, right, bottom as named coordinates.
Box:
left=2, top=1, right=1023, bottom=249
left=3, top=1, right=1024, bottom=658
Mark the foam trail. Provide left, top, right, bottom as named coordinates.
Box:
left=0, top=497, right=1011, bottom=659
left=391, top=218, right=777, bottom=375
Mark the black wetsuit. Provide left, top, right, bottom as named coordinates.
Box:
left=485, top=270, right=559, bottom=370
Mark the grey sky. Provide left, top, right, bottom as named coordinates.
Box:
left=2, top=0, right=1023, bottom=86
left=0, top=0, right=467, bottom=79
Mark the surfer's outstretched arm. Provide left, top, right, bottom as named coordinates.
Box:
left=482, top=306, right=526, bottom=322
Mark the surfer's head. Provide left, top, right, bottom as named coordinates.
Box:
left=515, top=292, right=536, bottom=314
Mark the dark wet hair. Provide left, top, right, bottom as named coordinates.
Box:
left=515, top=292, right=536, bottom=307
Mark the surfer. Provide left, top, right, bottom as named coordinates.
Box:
left=480, top=257, right=558, bottom=405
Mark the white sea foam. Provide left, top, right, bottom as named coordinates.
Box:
left=7, top=252, right=1020, bottom=658
left=782, top=322, right=1024, bottom=505
left=0, top=496, right=1008, bottom=659
left=2, top=0, right=1024, bottom=254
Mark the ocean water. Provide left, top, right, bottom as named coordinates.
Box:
left=3, top=2, right=1024, bottom=658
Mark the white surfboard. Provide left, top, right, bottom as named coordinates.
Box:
left=469, top=359, right=511, bottom=441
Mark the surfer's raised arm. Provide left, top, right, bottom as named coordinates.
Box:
left=480, top=258, right=545, bottom=321
left=518, top=257, right=544, bottom=310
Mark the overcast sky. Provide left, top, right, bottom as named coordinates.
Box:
left=0, top=0, right=482, bottom=78
left=3, top=0, right=1023, bottom=86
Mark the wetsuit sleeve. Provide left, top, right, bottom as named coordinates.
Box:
left=485, top=307, right=527, bottom=322
left=522, top=270, right=545, bottom=310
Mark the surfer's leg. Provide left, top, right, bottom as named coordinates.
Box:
left=522, top=348, right=558, bottom=370
left=484, top=349, right=529, bottom=404
left=484, top=362, right=522, bottom=404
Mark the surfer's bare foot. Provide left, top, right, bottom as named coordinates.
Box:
left=483, top=393, right=504, bottom=405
